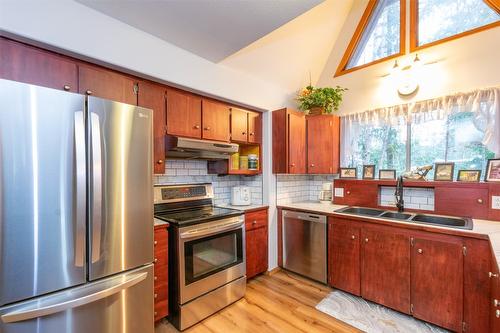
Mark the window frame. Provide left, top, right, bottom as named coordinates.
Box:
left=334, top=0, right=406, bottom=77
left=409, top=0, right=500, bottom=52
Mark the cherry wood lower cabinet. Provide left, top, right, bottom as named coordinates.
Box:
left=154, top=225, right=169, bottom=321
left=328, top=216, right=492, bottom=332
left=411, top=237, right=463, bottom=332
left=361, top=227, right=411, bottom=314
left=328, top=219, right=360, bottom=295
left=245, top=208, right=268, bottom=279
left=137, top=81, right=167, bottom=174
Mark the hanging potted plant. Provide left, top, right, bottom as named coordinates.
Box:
left=296, top=85, right=347, bottom=115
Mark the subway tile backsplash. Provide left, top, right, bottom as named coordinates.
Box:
left=276, top=174, right=337, bottom=205
left=154, top=160, right=263, bottom=206
left=379, top=186, right=435, bottom=211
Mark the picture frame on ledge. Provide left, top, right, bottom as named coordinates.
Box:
left=362, top=165, right=375, bottom=179
left=457, top=170, right=481, bottom=182
left=485, top=158, right=500, bottom=182
left=340, top=167, right=357, bottom=179
left=434, top=162, right=455, bottom=181
left=379, top=169, right=396, bottom=180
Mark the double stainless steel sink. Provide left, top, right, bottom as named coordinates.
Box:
left=335, top=206, right=473, bottom=230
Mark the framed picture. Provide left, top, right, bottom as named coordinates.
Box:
left=434, top=162, right=455, bottom=181
left=379, top=169, right=396, bottom=180
left=340, top=167, right=357, bottom=179
left=485, top=158, right=500, bottom=182
left=457, top=170, right=481, bottom=182
left=362, top=165, right=375, bottom=179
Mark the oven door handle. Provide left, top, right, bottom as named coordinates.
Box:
left=180, top=221, right=244, bottom=240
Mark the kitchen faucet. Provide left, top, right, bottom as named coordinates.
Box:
left=395, top=176, right=404, bottom=213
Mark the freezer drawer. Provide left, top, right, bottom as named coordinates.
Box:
left=88, top=97, right=154, bottom=281
left=0, top=264, right=154, bottom=333
left=0, top=79, right=86, bottom=306
left=282, top=210, right=327, bottom=283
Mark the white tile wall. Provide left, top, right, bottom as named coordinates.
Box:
left=154, top=160, right=263, bottom=206
left=276, top=174, right=337, bottom=204
left=379, top=186, right=435, bottom=211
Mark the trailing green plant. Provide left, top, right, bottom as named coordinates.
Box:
left=296, top=85, right=347, bottom=114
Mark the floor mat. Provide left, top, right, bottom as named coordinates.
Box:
left=316, top=290, right=449, bottom=333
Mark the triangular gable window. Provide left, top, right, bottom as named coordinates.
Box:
left=336, top=0, right=405, bottom=76
left=411, top=0, right=500, bottom=49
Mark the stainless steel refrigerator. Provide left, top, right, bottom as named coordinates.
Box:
left=0, top=79, right=154, bottom=333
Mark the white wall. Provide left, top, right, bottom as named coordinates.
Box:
left=0, top=0, right=289, bottom=111
left=317, top=0, right=500, bottom=114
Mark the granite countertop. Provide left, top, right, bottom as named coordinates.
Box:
left=277, top=201, right=500, bottom=268
left=218, top=204, right=269, bottom=212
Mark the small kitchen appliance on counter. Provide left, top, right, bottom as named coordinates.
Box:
left=154, top=184, right=246, bottom=331
left=318, top=182, right=333, bottom=203
left=231, top=186, right=251, bottom=206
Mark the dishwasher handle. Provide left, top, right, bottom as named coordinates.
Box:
left=282, top=210, right=326, bottom=223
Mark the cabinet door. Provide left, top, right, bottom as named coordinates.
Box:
left=248, top=111, right=262, bottom=144
left=246, top=226, right=268, bottom=279
left=230, top=107, right=248, bottom=142
left=288, top=112, right=306, bottom=174
left=202, top=99, right=230, bottom=142
left=328, top=219, right=360, bottom=295
left=154, top=227, right=168, bottom=321
left=361, top=227, right=410, bottom=314
left=78, top=65, right=137, bottom=105
left=411, top=237, right=463, bottom=332
left=166, top=89, right=202, bottom=139
left=138, top=81, right=167, bottom=174
left=490, top=252, right=500, bottom=332
left=435, top=187, right=489, bottom=219
left=307, top=115, right=339, bottom=174
left=0, top=37, right=78, bottom=92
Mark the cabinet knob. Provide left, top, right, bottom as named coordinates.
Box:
left=154, top=240, right=158, bottom=245
left=252, top=220, right=257, bottom=225
left=154, top=258, right=158, bottom=263
left=351, top=235, right=355, bottom=240
left=204, top=126, right=211, bottom=130
left=242, top=132, right=246, bottom=135
left=194, top=125, right=200, bottom=129
left=497, top=309, right=500, bottom=318
left=346, top=191, right=351, bottom=195
left=154, top=276, right=158, bottom=281
left=310, top=164, right=315, bottom=167
left=290, top=163, right=295, bottom=167
left=156, top=160, right=163, bottom=165
left=154, top=293, right=158, bottom=299
left=494, top=299, right=499, bottom=307
left=63, top=85, right=71, bottom=91
left=489, top=272, right=499, bottom=278
left=250, top=132, right=255, bottom=136
left=154, top=311, right=157, bottom=316
left=477, top=198, right=483, bottom=204
left=85, top=90, right=93, bottom=95
left=364, top=238, right=369, bottom=243
left=417, top=249, right=423, bottom=254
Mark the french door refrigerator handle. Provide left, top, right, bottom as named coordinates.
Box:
left=90, top=112, right=103, bottom=263
left=74, top=111, right=86, bottom=267
left=0, top=272, right=148, bottom=324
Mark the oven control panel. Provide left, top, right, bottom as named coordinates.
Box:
left=154, top=183, right=213, bottom=203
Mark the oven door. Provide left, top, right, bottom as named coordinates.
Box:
left=179, top=216, right=245, bottom=304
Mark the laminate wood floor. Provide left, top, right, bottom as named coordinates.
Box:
left=155, top=270, right=361, bottom=333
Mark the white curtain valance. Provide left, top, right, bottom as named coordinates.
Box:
left=341, top=86, right=500, bottom=154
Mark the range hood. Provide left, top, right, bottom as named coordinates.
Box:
left=166, top=137, right=239, bottom=160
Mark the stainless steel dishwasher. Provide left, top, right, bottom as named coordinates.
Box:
left=282, top=210, right=327, bottom=283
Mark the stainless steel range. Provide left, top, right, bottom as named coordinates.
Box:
left=154, top=184, right=246, bottom=331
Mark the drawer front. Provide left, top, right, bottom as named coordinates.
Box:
left=245, top=209, right=268, bottom=231
left=154, top=228, right=168, bottom=250
left=153, top=226, right=168, bottom=321
left=154, top=298, right=168, bottom=321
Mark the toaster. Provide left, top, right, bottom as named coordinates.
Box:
left=231, top=186, right=251, bottom=206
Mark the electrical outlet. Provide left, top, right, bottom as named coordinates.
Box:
left=334, top=188, right=344, bottom=197
left=492, top=196, right=500, bottom=210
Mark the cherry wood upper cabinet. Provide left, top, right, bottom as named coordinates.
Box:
left=245, top=208, right=268, bottom=279
left=138, top=81, right=167, bottom=174
left=361, top=227, right=411, bottom=314
left=78, top=65, right=137, bottom=105
left=202, top=99, right=230, bottom=142
left=230, top=107, right=248, bottom=142
left=328, top=218, right=361, bottom=295
left=272, top=108, right=306, bottom=174
left=248, top=111, right=262, bottom=144
left=306, top=115, right=340, bottom=174
left=166, top=89, right=202, bottom=139
left=411, top=237, right=463, bottom=332
left=0, top=37, right=78, bottom=92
